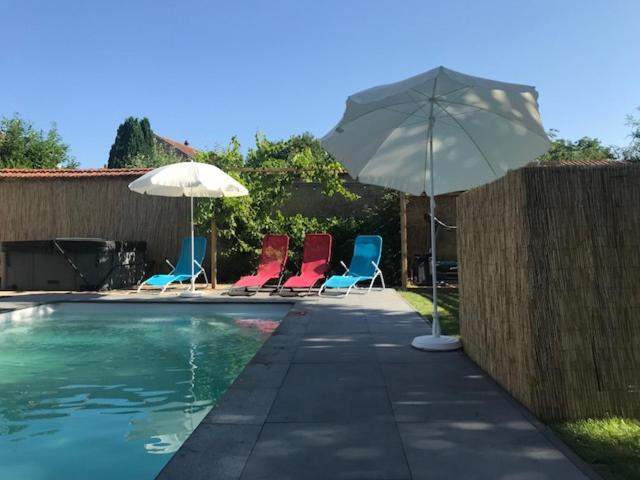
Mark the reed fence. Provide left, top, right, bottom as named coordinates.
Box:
left=0, top=176, right=190, bottom=282
left=458, top=162, right=640, bottom=421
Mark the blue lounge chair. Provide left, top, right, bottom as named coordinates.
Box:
left=137, top=236, right=208, bottom=293
left=319, top=235, right=385, bottom=296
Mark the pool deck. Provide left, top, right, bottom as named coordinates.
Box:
left=0, top=289, right=599, bottom=480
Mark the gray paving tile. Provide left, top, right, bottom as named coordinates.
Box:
left=281, top=363, right=385, bottom=388
left=268, top=385, right=393, bottom=423
left=233, top=363, right=289, bottom=389
left=157, top=424, right=261, bottom=480
left=272, top=321, right=307, bottom=335
left=373, top=335, right=470, bottom=363
left=239, top=422, right=411, bottom=480
left=261, top=333, right=304, bottom=348
left=305, top=318, right=369, bottom=334
left=300, top=333, right=374, bottom=345
left=399, top=421, right=588, bottom=480
left=205, top=388, right=279, bottom=425
left=251, top=345, right=296, bottom=364
left=388, top=389, right=524, bottom=422
left=293, top=345, right=378, bottom=363
left=381, top=361, right=492, bottom=389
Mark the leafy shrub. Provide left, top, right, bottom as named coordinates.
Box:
left=195, top=133, right=401, bottom=285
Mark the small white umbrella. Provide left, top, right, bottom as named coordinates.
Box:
left=322, top=66, right=550, bottom=350
left=129, top=161, right=248, bottom=296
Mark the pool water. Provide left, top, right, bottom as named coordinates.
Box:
left=0, top=302, right=289, bottom=480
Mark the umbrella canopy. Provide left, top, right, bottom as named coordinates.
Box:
left=322, top=66, right=550, bottom=350
left=128, top=161, right=248, bottom=198
left=129, top=161, right=249, bottom=296
left=322, top=66, right=550, bottom=196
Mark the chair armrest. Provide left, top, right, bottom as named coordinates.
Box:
left=340, top=261, right=349, bottom=275
left=165, top=259, right=176, bottom=274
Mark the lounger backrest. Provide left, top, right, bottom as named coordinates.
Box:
left=256, top=234, right=289, bottom=277
left=300, top=233, right=332, bottom=276
left=348, top=235, right=383, bottom=277
left=175, top=236, right=207, bottom=276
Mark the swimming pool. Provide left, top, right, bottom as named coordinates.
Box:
left=0, top=302, right=290, bottom=480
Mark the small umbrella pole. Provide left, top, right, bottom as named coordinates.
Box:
left=190, top=195, right=195, bottom=292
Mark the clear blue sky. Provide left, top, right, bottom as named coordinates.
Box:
left=1, top=0, right=638, bottom=167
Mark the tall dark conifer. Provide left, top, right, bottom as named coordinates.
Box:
left=107, top=117, right=155, bottom=168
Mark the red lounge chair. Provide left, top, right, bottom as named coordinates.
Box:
left=279, top=233, right=332, bottom=296
left=229, top=234, right=289, bottom=296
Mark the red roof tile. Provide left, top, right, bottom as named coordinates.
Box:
left=0, top=168, right=151, bottom=178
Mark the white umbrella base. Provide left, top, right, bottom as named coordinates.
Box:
left=411, top=334, right=461, bottom=351
left=179, top=290, right=204, bottom=298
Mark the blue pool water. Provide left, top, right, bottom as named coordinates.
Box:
left=0, top=302, right=289, bottom=480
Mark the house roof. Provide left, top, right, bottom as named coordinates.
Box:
left=154, top=135, right=198, bottom=157
left=0, top=168, right=151, bottom=179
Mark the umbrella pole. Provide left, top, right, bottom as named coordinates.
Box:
left=190, top=195, right=195, bottom=292
left=411, top=95, right=460, bottom=351
left=429, top=135, right=441, bottom=338
left=180, top=195, right=203, bottom=297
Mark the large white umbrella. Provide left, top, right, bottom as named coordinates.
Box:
left=129, top=161, right=248, bottom=296
left=322, top=66, right=550, bottom=350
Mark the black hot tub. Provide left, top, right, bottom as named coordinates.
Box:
left=1, top=238, right=147, bottom=291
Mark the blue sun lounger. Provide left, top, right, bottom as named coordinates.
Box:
left=318, top=235, right=385, bottom=296
left=137, top=236, right=208, bottom=293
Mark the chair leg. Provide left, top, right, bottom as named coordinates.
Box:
left=367, top=277, right=375, bottom=294
left=201, top=269, right=209, bottom=289
left=379, top=271, right=386, bottom=290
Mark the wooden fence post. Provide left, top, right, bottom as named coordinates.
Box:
left=210, top=221, right=218, bottom=289
left=400, top=193, right=408, bottom=289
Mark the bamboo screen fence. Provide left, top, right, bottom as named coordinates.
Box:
left=458, top=163, right=640, bottom=421
left=0, top=175, right=191, bottom=281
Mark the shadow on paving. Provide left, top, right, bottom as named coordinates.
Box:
left=156, top=290, right=593, bottom=480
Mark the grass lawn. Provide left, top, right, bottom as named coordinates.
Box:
left=398, top=287, right=459, bottom=336
left=553, top=418, right=640, bottom=480
left=400, top=287, right=639, bottom=480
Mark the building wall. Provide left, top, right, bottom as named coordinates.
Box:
left=458, top=164, right=640, bottom=421
left=0, top=176, right=190, bottom=287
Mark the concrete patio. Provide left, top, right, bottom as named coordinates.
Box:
left=0, top=289, right=597, bottom=479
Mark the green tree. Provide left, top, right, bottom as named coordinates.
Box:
left=107, top=117, right=155, bottom=168
left=538, top=129, right=613, bottom=163
left=619, top=108, right=640, bottom=162
left=0, top=114, right=77, bottom=169
left=194, top=132, right=402, bottom=284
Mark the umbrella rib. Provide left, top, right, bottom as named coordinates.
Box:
left=351, top=105, right=429, bottom=179
left=437, top=85, right=473, bottom=99
left=434, top=101, right=499, bottom=178
left=383, top=106, right=429, bottom=119
left=344, top=103, right=428, bottom=178
left=335, top=98, right=426, bottom=128
left=438, top=98, right=550, bottom=142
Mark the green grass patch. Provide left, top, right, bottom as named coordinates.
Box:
left=398, top=288, right=459, bottom=336
left=553, top=418, right=640, bottom=480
